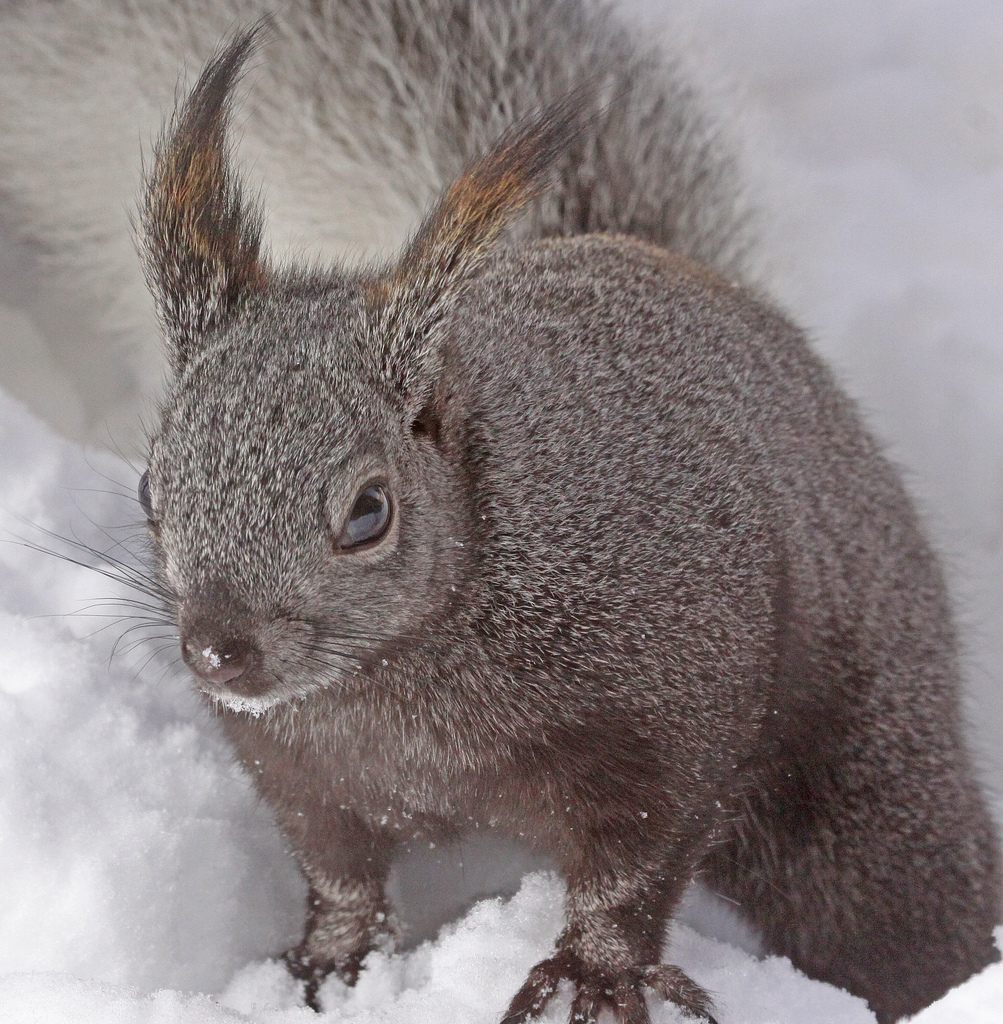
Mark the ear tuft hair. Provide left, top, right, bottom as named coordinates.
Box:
left=138, top=23, right=269, bottom=372
left=368, top=93, right=590, bottom=406
left=402, top=92, right=589, bottom=281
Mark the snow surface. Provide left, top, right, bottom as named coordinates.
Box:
left=1, top=2, right=1002, bottom=1022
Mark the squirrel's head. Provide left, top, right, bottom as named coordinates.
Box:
left=136, top=26, right=581, bottom=713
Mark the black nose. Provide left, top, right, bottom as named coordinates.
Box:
left=181, top=635, right=258, bottom=685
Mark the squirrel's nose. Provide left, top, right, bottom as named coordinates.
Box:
left=181, top=635, right=258, bottom=684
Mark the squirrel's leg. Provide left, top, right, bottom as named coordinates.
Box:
left=280, top=809, right=396, bottom=1010
left=501, top=834, right=716, bottom=1024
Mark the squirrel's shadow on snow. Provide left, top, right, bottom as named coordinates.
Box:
left=389, top=834, right=762, bottom=955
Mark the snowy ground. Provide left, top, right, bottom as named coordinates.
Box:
left=1, top=2, right=1002, bottom=1022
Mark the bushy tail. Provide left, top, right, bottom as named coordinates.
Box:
left=265, top=0, right=753, bottom=277
left=0, top=0, right=750, bottom=438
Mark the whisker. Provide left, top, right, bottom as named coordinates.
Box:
left=311, top=625, right=420, bottom=643
left=154, top=654, right=185, bottom=685
left=304, top=643, right=370, bottom=663
left=111, top=623, right=178, bottom=663
left=12, top=513, right=159, bottom=581
left=94, top=432, right=144, bottom=483
left=300, top=647, right=363, bottom=666
left=82, top=450, right=142, bottom=496
left=131, top=642, right=179, bottom=682
left=73, top=597, right=171, bottom=615
left=66, top=497, right=152, bottom=566
left=79, top=617, right=157, bottom=643
left=5, top=531, right=174, bottom=605
left=64, top=485, right=137, bottom=503
left=287, top=615, right=420, bottom=646
left=28, top=609, right=170, bottom=623
left=9, top=538, right=161, bottom=602
left=294, top=653, right=407, bottom=699
left=117, top=632, right=179, bottom=659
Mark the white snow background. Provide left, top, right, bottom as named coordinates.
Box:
left=1, top=1, right=1002, bottom=1021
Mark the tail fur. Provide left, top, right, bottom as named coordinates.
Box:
left=0, top=0, right=751, bottom=436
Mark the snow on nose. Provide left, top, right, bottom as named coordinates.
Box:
left=181, top=636, right=257, bottom=685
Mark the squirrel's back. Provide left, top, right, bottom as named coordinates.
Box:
left=457, top=233, right=950, bottom=676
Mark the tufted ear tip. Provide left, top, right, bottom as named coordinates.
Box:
left=367, top=92, right=593, bottom=402
left=396, top=91, right=591, bottom=288
left=138, top=21, right=271, bottom=372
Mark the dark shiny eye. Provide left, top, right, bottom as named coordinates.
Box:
left=337, top=483, right=392, bottom=550
left=138, top=470, right=155, bottom=521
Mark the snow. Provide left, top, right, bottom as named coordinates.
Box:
left=212, top=692, right=292, bottom=718
left=911, top=939, right=1003, bottom=1024
left=1, top=2, right=1002, bottom=1023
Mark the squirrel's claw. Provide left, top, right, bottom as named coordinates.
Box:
left=282, top=943, right=369, bottom=1013
left=500, top=953, right=717, bottom=1024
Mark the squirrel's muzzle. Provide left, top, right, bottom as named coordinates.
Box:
left=178, top=581, right=265, bottom=693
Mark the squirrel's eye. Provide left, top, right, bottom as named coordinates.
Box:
left=337, top=483, right=392, bottom=550
left=138, top=469, right=155, bottom=522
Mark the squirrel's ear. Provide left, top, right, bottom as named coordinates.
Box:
left=138, top=25, right=268, bottom=374
left=366, top=95, right=587, bottom=413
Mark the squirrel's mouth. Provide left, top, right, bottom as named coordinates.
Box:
left=193, top=662, right=323, bottom=717
left=190, top=654, right=288, bottom=715
left=199, top=683, right=291, bottom=718
left=187, top=648, right=354, bottom=717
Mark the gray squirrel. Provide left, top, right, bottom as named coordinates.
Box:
left=124, top=3, right=1002, bottom=1023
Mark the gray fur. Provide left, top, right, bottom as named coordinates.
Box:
left=135, top=6, right=999, bottom=1024
left=0, top=0, right=750, bottom=438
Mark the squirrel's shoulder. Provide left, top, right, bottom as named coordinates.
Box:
left=465, top=233, right=774, bottom=333
left=455, top=233, right=792, bottom=372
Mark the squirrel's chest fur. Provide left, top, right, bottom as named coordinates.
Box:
left=219, top=663, right=757, bottom=858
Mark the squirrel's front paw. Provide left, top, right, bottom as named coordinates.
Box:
left=282, top=942, right=370, bottom=1011
left=284, top=876, right=395, bottom=1010
left=499, top=952, right=717, bottom=1024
